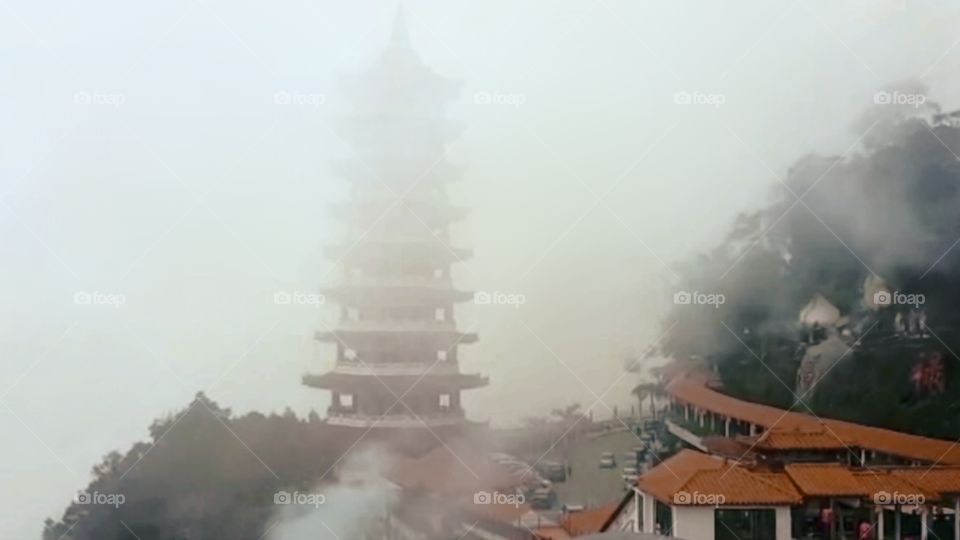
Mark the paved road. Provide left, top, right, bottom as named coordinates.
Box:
left=551, top=427, right=645, bottom=508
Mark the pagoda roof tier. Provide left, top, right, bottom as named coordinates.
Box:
left=315, top=326, right=478, bottom=347
left=325, top=412, right=467, bottom=429
left=321, top=283, right=474, bottom=305
left=325, top=240, right=472, bottom=264
left=330, top=198, right=468, bottom=227
left=302, top=371, right=489, bottom=392
left=335, top=115, right=464, bottom=145
left=333, top=158, right=461, bottom=185
left=328, top=362, right=466, bottom=377
left=339, top=13, right=459, bottom=108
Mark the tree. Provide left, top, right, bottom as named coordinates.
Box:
left=43, top=393, right=341, bottom=540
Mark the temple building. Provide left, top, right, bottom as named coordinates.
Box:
left=302, top=11, right=487, bottom=446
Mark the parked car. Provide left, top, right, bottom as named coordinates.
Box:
left=542, top=461, right=567, bottom=482
left=599, top=451, right=616, bottom=468
left=530, top=487, right=556, bottom=510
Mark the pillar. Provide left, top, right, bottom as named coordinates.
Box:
left=954, top=497, right=959, bottom=540
left=921, top=507, right=929, bottom=540
left=724, top=417, right=731, bottom=437
left=878, top=507, right=885, bottom=540
left=895, top=504, right=902, bottom=540
left=633, top=489, right=641, bottom=533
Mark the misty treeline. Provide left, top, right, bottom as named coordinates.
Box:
left=659, top=84, right=960, bottom=439
left=43, top=393, right=338, bottom=540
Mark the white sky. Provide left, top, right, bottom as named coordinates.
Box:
left=2, top=0, right=960, bottom=537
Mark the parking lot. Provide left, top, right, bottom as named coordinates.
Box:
left=551, top=427, right=647, bottom=508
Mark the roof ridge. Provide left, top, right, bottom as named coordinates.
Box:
left=748, top=469, right=802, bottom=500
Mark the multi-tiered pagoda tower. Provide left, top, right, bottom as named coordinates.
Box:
left=303, top=13, right=487, bottom=443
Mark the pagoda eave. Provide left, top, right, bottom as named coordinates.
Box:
left=332, top=159, right=462, bottom=184
left=315, top=329, right=479, bottom=345
left=324, top=243, right=473, bottom=263
left=330, top=201, right=469, bottom=225
left=303, top=372, right=489, bottom=391
left=321, top=286, right=474, bottom=304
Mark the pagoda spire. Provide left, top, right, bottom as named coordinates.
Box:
left=389, top=5, right=410, bottom=49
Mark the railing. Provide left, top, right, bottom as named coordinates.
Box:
left=332, top=362, right=461, bottom=376
left=326, top=411, right=466, bottom=428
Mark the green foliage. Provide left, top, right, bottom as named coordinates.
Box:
left=658, top=102, right=960, bottom=439
left=43, top=393, right=338, bottom=540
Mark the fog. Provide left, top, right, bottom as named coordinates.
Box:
left=3, top=0, right=960, bottom=537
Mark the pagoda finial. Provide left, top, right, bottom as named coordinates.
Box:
left=389, top=4, right=410, bottom=48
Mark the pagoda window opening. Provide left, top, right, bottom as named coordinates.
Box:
left=338, top=393, right=355, bottom=410
left=344, top=348, right=358, bottom=361
left=437, top=350, right=448, bottom=362
left=439, top=393, right=451, bottom=410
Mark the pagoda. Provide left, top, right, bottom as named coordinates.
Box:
left=303, top=11, right=487, bottom=443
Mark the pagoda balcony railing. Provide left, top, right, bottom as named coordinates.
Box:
left=333, top=319, right=459, bottom=332
left=338, top=276, right=456, bottom=289
left=332, top=362, right=461, bottom=376
left=325, top=410, right=465, bottom=428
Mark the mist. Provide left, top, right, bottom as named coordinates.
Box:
left=4, top=0, right=960, bottom=538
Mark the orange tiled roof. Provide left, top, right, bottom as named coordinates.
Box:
left=666, top=376, right=960, bottom=465
left=894, top=468, right=960, bottom=495
left=852, top=470, right=939, bottom=502
left=784, top=463, right=868, bottom=497
left=636, top=450, right=801, bottom=506
left=755, top=427, right=848, bottom=450
left=562, top=503, right=620, bottom=536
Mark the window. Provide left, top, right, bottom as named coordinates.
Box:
left=437, top=350, right=448, bottom=361
left=344, top=348, right=357, bottom=361
left=655, top=501, right=672, bottom=536
left=338, top=394, right=354, bottom=409
left=439, top=394, right=451, bottom=409
left=715, top=509, right=775, bottom=540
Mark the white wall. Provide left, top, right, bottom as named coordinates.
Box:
left=665, top=504, right=794, bottom=540
left=640, top=489, right=655, bottom=533
left=674, top=505, right=715, bottom=540
left=775, top=507, right=792, bottom=540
